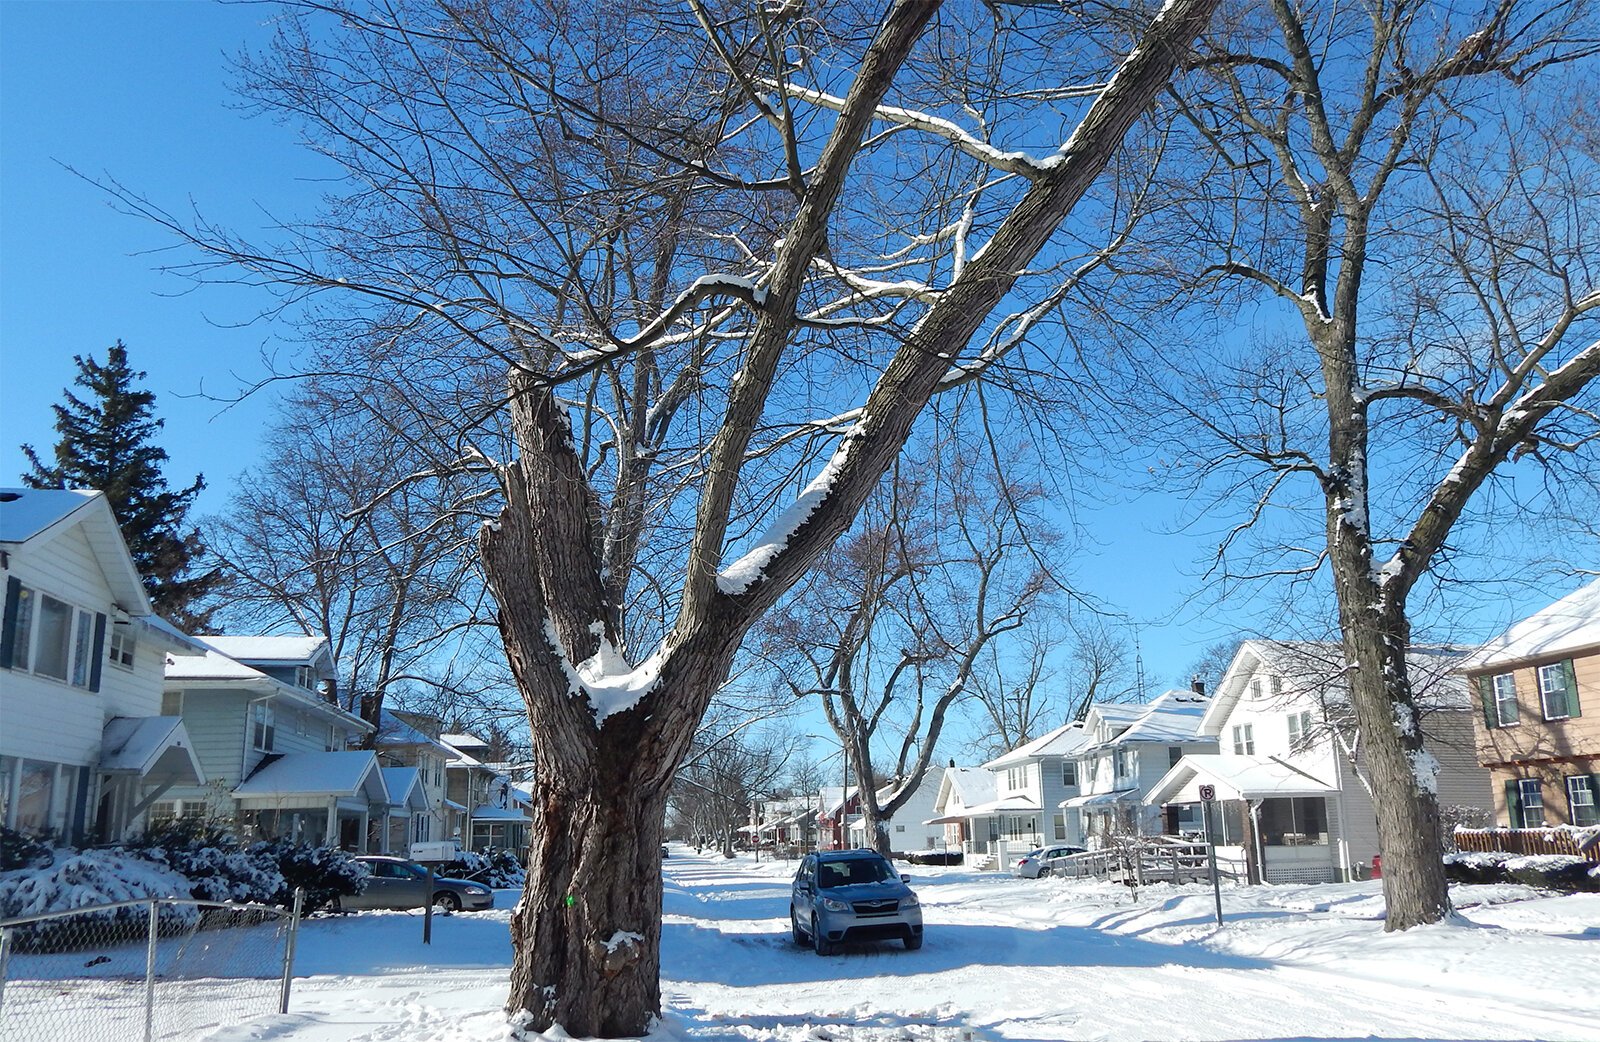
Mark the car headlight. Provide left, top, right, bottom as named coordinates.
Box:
left=463, top=886, right=489, bottom=895
left=901, top=893, right=919, bottom=907
left=821, top=897, right=849, bottom=912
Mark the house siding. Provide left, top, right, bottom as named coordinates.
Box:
left=1471, top=652, right=1600, bottom=767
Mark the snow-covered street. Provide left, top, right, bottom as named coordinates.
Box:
left=195, top=847, right=1600, bottom=1042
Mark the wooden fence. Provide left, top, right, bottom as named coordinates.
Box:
left=1454, top=827, right=1600, bottom=859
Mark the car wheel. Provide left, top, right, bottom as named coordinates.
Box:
left=434, top=891, right=462, bottom=913
left=328, top=896, right=345, bottom=914
left=812, top=916, right=835, bottom=957
left=1038, top=866, right=1052, bottom=878
left=904, top=931, right=923, bottom=951
left=791, top=906, right=807, bottom=945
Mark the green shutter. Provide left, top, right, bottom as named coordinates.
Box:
left=1477, top=675, right=1496, bottom=728
left=1504, top=779, right=1523, bottom=829
left=0, top=576, right=20, bottom=670
left=1562, top=659, right=1580, bottom=718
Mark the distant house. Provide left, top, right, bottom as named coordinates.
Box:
left=161, top=635, right=388, bottom=850
left=926, top=765, right=998, bottom=854
left=845, top=770, right=945, bottom=853
left=440, top=732, right=529, bottom=852
left=0, top=488, right=206, bottom=842
left=1459, top=580, right=1599, bottom=829
left=1064, top=690, right=1215, bottom=846
left=1146, top=640, right=1492, bottom=883
left=374, top=709, right=459, bottom=854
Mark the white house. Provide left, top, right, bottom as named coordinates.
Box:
left=440, top=732, right=530, bottom=852
left=375, top=709, right=459, bottom=853
left=1063, top=690, right=1215, bottom=847
left=160, top=635, right=388, bottom=849
left=924, top=722, right=1092, bottom=867
left=0, top=488, right=206, bottom=842
left=1145, top=640, right=1493, bottom=883
left=845, top=769, right=946, bottom=853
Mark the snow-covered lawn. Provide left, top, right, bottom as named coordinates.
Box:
left=194, top=847, right=1597, bottom=1042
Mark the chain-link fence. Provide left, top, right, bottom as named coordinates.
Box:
left=0, top=891, right=303, bottom=1042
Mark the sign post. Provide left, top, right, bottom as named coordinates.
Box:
left=1200, top=784, right=1223, bottom=927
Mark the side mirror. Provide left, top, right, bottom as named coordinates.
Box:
left=901, top=874, right=911, bottom=883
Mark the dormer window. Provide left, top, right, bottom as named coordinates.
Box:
left=1249, top=677, right=1264, bottom=700
left=294, top=665, right=315, bottom=690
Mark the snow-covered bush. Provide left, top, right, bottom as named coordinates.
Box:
left=1, top=826, right=51, bottom=871
left=118, top=820, right=286, bottom=905
left=0, top=847, right=197, bottom=951
left=249, top=839, right=368, bottom=909
left=1443, top=850, right=1514, bottom=885
left=1503, top=854, right=1600, bottom=892
left=438, top=847, right=526, bottom=888
left=903, top=850, right=963, bottom=866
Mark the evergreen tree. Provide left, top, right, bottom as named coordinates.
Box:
left=21, top=341, right=220, bottom=629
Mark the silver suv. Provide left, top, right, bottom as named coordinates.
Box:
left=790, top=849, right=923, bottom=955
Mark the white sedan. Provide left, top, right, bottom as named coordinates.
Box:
left=1012, top=845, right=1086, bottom=878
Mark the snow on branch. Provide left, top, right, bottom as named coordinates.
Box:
left=768, top=82, right=1061, bottom=177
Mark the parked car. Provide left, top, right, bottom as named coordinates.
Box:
left=339, top=856, right=494, bottom=912
left=661, top=845, right=670, bottom=859
left=790, top=849, right=923, bottom=955
left=1013, top=845, right=1086, bottom=878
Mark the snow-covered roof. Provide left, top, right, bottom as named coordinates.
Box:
left=440, top=732, right=486, bottom=749
left=197, top=634, right=329, bottom=665
left=470, top=806, right=531, bottom=822
left=0, top=487, right=149, bottom=613
left=379, top=767, right=430, bottom=811
left=1460, top=577, right=1600, bottom=670
left=1060, top=788, right=1140, bottom=808
left=984, top=721, right=1092, bottom=768
left=1143, top=754, right=1337, bottom=806
left=234, top=751, right=388, bottom=801
left=376, top=710, right=458, bottom=757
left=166, top=647, right=272, bottom=682
left=1097, top=691, right=1215, bottom=748
left=937, top=767, right=997, bottom=812
left=100, top=716, right=205, bottom=785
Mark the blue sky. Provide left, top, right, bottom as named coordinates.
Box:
left=1, top=2, right=1582, bottom=704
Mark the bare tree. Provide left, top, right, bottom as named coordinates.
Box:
left=763, top=448, right=1052, bottom=853
left=205, top=388, right=490, bottom=732
left=1128, top=0, right=1600, bottom=929
left=966, top=614, right=1063, bottom=759
left=115, top=0, right=1222, bottom=1031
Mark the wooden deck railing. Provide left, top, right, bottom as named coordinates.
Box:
left=1454, top=827, right=1600, bottom=859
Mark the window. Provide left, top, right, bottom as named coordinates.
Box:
left=1567, top=776, right=1598, bottom=827
left=161, top=691, right=183, bottom=716
left=1061, top=761, right=1077, bottom=787
left=294, top=665, right=315, bottom=690
left=7, top=586, right=99, bottom=689
left=894, top=824, right=905, bottom=833
left=1518, top=778, right=1545, bottom=827
left=1231, top=723, right=1255, bottom=756
left=1270, top=675, right=1284, bottom=698
left=1168, top=746, right=1184, bottom=769
left=1287, top=711, right=1314, bottom=747
left=1052, top=811, right=1067, bottom=840
left=107, top=628, right=135, bottom=669
left=1249, top=677, right=1263, bottom=701
left=1115, top=749, right=1136, bottom=781
left=15, top=761, right=55, bottom=833
left=1537, top=662, right=1576, bottom=721
left=251, top=702, right=277, bottom=753
left=1491, top=673, right=1519, bottom=727
left=1005, top=766, right=1025, bottom=790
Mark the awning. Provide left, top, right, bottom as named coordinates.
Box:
left=1060, top=788, right=1140, bottom=809
left=470, top=806, right=530, bottom=822
left=100, top=717, right=205, bottom=786
left=234, top=751, right=389, bottom=804
left=444, top=798, right=468, bottom=811
left=1144, top=754, right=1337, bottom=806
left=923, top=796, right=1040, bottom=825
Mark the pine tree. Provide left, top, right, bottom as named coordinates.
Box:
left=21, top=341, right=220, bottom=629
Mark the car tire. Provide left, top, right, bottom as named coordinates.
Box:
left=434, top=891, right=462, bottom=913
left=812, top=916, right=835, bottom=957
left=1038, top=866, right=1052, bottom=878
left=328, top=896, right=345, bottom=914
left=791, top=906, right=807, bottom=946
left=904, top=931, right=923, bottom=951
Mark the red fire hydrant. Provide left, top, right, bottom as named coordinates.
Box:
left=1372, top=854, right=1382, bottom=878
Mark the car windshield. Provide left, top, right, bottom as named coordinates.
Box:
left=817, top=857, right=895, bottom=888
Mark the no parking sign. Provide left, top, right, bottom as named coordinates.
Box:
left=1198, top=784, right=1216, bottom=802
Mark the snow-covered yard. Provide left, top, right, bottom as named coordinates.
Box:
left=195, top=847, right=1597, bottom=1042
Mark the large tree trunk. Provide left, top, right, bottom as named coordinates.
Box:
left=1323, top=434, right=1451, bottom=929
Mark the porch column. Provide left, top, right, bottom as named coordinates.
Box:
left=325, top=797, right=338, bottom=845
